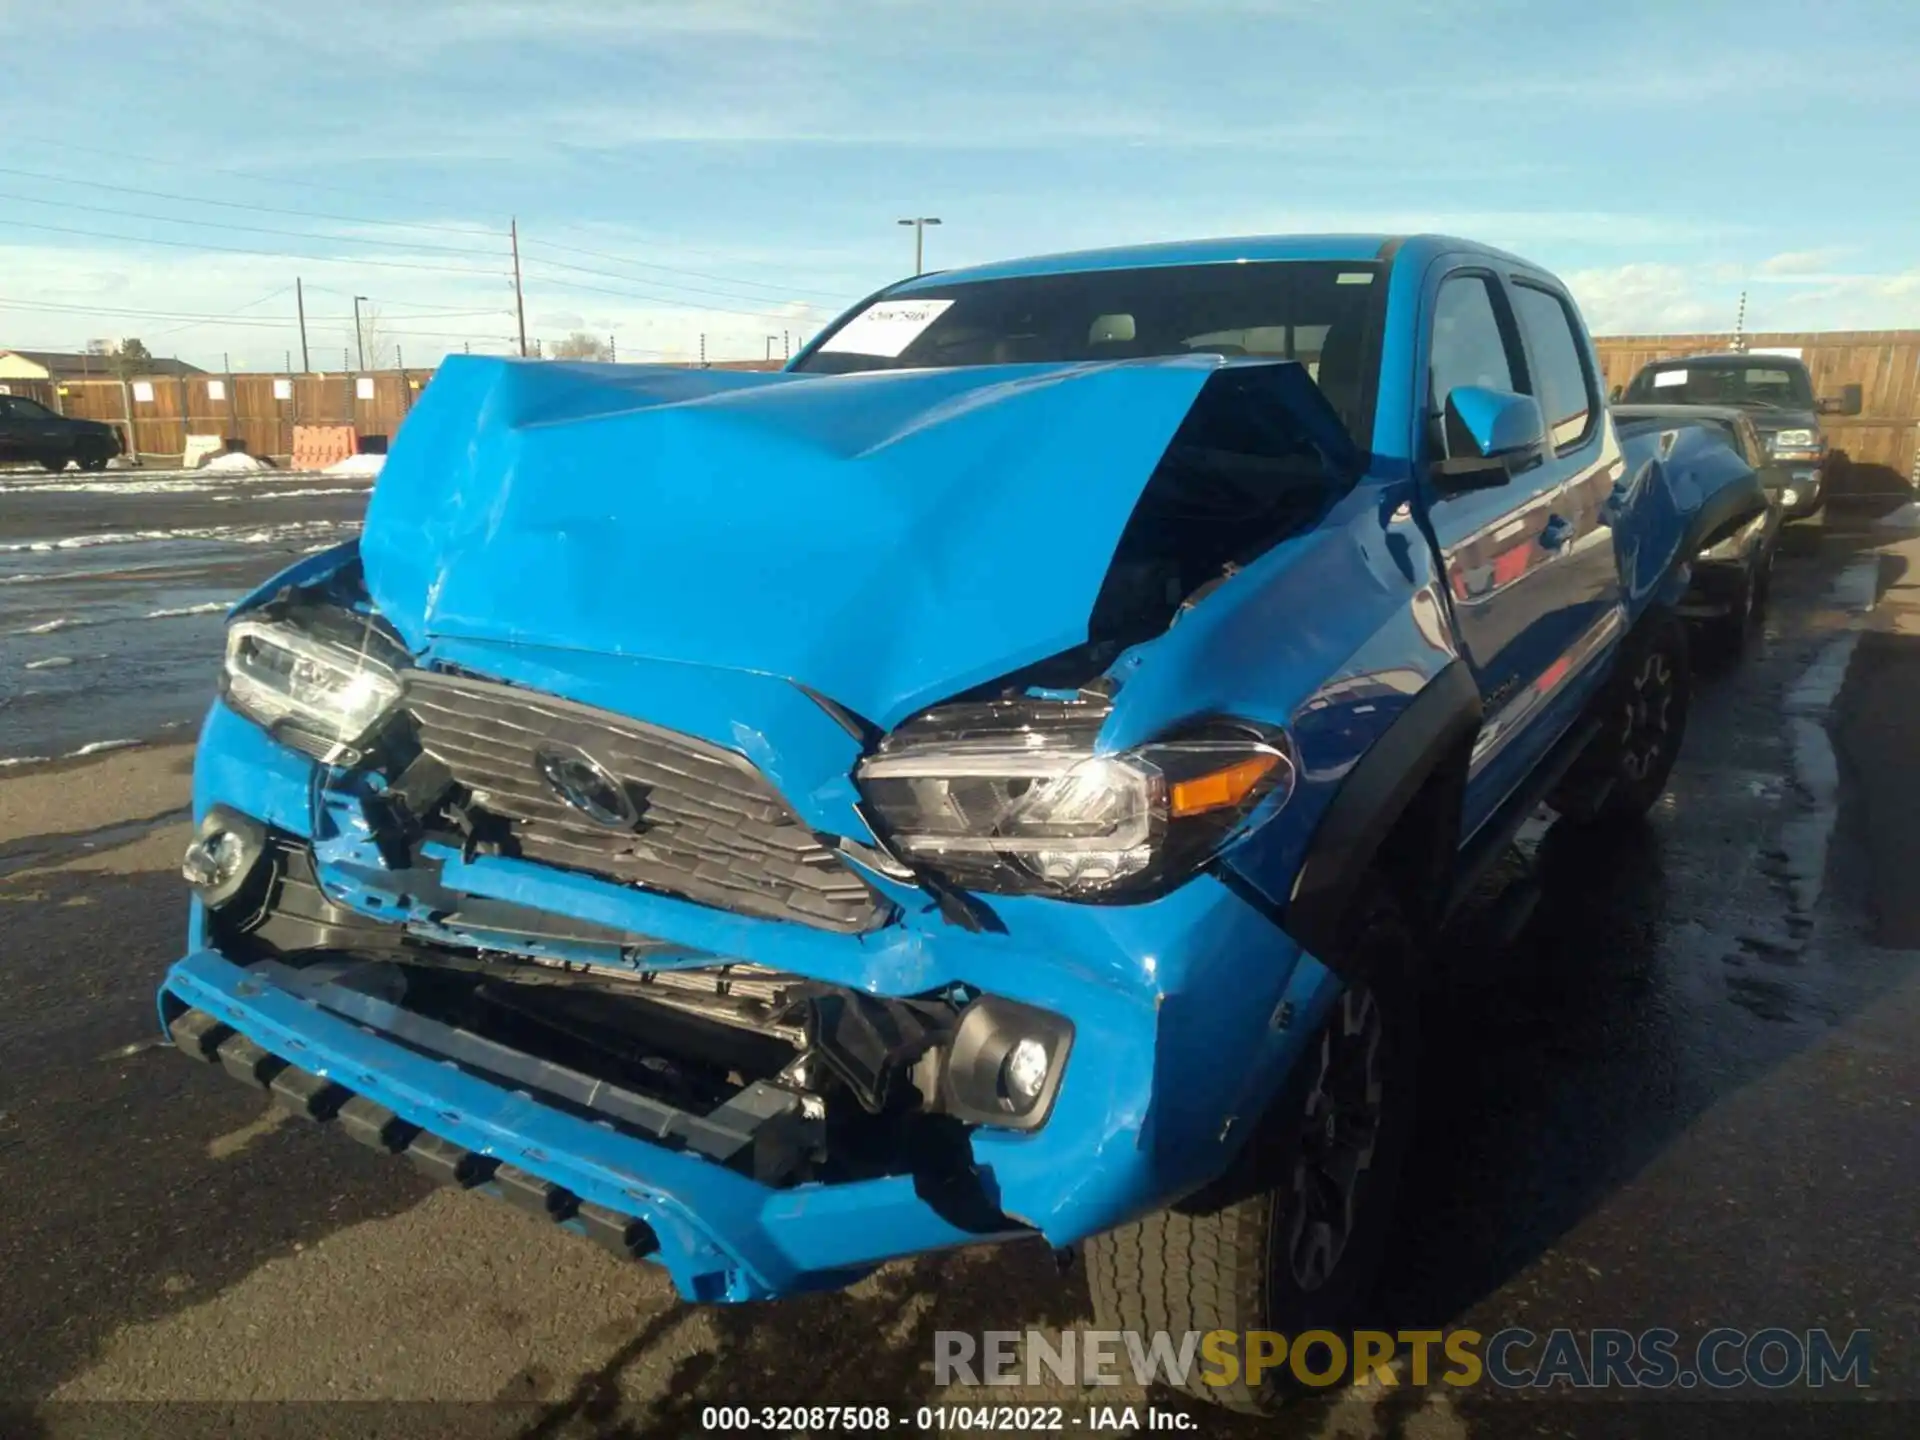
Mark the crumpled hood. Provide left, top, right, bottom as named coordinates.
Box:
left=362, top=353, right=1346, bottom=728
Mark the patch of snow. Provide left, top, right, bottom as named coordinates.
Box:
left=69, top=738, right=144, bottom=757
left=200, top=451, right=271, bottom=474
left=323, top=452, right=386, bottom=478
left=24, top=656, right=74, bottom=670
left=144, top=601, right=231, bottom=620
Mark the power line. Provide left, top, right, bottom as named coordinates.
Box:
left=299, top=283, right=513, bottom=316
left=525, top=236, right=853, bottom=303
left=0, top=299, right=514, bottom=343
left=0, top=141, right=501, bottom=235
left=144, top=285, right=294, bottom=341
left=0, top=296, right=510, bottom=324
left=520, top=267, right=831, bottom=323
left=519, top=247, right=845, bottom=312
left=0, top=186, right=511, bottom=259
left=0, top=217, right=511, bottom=278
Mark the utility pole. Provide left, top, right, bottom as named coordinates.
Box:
left=353, top=295, right=368, bottom=371
left=511, top=217, right=528, bottom=357
left=896, top=216, right=942, bottom=275
left=295, top=277, right=310, bottom=372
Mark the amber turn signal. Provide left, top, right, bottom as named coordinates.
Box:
left=1168, top=752, right=1282, bottom=818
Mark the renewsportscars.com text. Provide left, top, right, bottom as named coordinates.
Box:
left=933, top=1327, right=1872, bottom=1391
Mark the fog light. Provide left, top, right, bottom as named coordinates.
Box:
left=1003, top=1037, right=1050, bottom=1104
left=182, top=831, right=246, bottom=889
left=181, top=807, right=267, bottom=908
left=941, top=997, right=1073, bottom=1130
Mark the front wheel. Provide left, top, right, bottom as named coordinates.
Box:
left=1553, top=611, right=1691, bottom=825
left=37, top=452, right=73, bottom=473
left=1084, top=881, right=1418, bottom=1413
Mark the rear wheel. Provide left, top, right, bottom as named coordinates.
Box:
left=77, top=451, right=111, bottom=472
left=1552, top=611, right=1691, bottom=824
left=37, top=452, right=73, bottom=473
left=1084, top=880, right=1418, bottom=1413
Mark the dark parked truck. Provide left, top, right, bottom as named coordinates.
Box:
left=1619, top=350, right=1862, bottom=531
left=161, top=235, right=1764, bottom=1413
left=0, top=393, right=122, bottom=471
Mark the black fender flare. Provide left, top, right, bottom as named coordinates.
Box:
left=1680, top=466, right=1769, bottom=559
left=1283, top=658, right=1482, bottom=968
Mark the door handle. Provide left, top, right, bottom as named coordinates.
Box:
left=1540, top=514, right=1574, bottom=550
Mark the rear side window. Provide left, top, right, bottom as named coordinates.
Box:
left=1511, top=284, right=1595, bottom=449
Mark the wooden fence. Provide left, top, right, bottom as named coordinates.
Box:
left=1593, top=331, right=1920, bottom=495
left=0, top=369, right=428, bottom=465
left=0, top=358, right=791, bottom=467
left=4, top=341, right=1916, bottom=487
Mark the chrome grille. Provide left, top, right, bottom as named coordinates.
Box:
left=403, top=670, right=886, bottom=934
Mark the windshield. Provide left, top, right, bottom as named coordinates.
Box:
left=1624, top=361, right=1815, bottom=411
left=793, top=260, right=1388, bottom=448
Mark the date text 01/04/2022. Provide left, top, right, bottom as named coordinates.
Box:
left=699, top=1404, right=1199, bottom=1432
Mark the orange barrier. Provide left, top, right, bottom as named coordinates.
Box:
left=290, top=424, right=358, bottom=471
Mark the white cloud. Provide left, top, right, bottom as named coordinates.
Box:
left=0, top=240, right=803, bottom=368
left=1563, top=260, right=1920, bottom=335
left=1564, top=263, right=1727, bottom=336
left=1758, top=248, right=1850, bottom=276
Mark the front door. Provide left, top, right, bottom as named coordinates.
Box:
left=1415, top=268, right=1572, bottom=828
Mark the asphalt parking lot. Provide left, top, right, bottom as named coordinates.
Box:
left=1, top=482, right=1917, bottom=1439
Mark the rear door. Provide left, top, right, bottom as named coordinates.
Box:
left=1504, top=278, right=1625, bottom=656
left=1415, top=266, right=1574, bottom=825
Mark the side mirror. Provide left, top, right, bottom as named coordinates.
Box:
left=1432, top=386, right=1548, bottom=493
left=1817, top=383, right=1863, bottom=417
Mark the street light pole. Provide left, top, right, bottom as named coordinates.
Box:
left=353, top=295, right=369, bottom=371
left=896, top=216, right=942, bottom=276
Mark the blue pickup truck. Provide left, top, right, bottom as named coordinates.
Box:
left=161, top=234, right=1762, bottom=1413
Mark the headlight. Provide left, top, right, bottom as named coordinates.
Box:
left=1781, top=487, right=1800, bottom=507
left=856, top=699, right=1294, bottom=898
left=221, top=616, right=404, bottom=764
left=1769, top=429, right=1817, bottom=450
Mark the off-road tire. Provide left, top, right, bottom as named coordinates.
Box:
left=1704, top=569, right=1755, bottom=659
left=1083, top=880, right=1419, bottom=1414
left=1551, top=610, right=1691, bottom=825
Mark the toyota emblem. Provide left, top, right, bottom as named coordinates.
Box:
left=533, top=743, right=640, bottom=829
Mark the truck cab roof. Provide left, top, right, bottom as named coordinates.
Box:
left=886, top=233, right=1547, bottom=292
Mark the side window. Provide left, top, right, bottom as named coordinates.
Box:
left=1429, top=274, right=1521, bottom=411
left=1511, top=283, right=1596, bottom=449
left=0, top=397, right=21, bottom=419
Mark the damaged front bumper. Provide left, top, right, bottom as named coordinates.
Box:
left=162, top=948, right=1016, bottom=1301
left=160, top=700, right=1335, bottom=1303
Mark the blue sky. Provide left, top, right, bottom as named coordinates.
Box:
left=1, top=0, right=1915, bottom=369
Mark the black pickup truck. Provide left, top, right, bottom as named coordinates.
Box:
left=0, top=393, right=124, bottom=471
left=1617, top=352, right=1861, bottom=531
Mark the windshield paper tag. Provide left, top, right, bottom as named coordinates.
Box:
left=818, top=298, right=954, bottom=357
left=1652, top=369, right=1689, bottom=388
